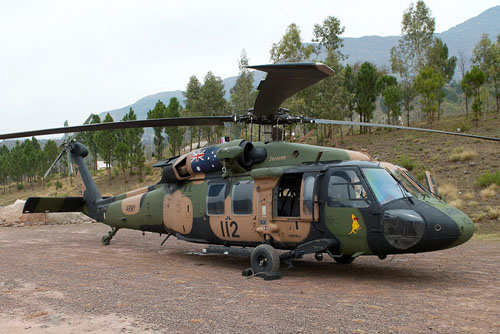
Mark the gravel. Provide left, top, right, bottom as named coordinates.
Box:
left=0, top=223, right=498, bottom=333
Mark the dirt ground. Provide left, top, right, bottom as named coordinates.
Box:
left=0, top=223, right=498, bottom=334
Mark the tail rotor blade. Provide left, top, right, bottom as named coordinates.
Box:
left=44, top=146, right=68, bottom=178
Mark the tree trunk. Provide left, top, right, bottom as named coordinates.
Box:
left=464, top=94, right=469, bottom=118
left=438, top=101, right=441, bottom=121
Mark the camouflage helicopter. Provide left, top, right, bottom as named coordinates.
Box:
left=2, top=63, right=499, bottom=279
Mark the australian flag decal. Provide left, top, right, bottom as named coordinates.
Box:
left=190, top=146, right=221, bottom=173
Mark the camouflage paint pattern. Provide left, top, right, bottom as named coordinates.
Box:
left=24, top=140, right=474, bottom=258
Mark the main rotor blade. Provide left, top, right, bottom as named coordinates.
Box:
left=310, top=119, right=500, bottom=142
left=0, top=116, right=234, bottom=140
left=249, top=62, right=334, bottom=117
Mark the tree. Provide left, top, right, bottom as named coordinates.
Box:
left=9, top=141, right=24, bottom=189
left=458, top=50, right=470, bottom=117
left=183, top=75, right=203, bottom=149
left=490, top=35, right=500, bottom=114
left=270, top=23, right=314, bottom=63
left=147, top=100, right=167, bottom=160
left=473, top=34, right=500, bottom=114
left=344, top=64, right=357, bottom=134
left=200, top=72, right=226, bottom=143
left=0, top=145, right=10, bottom=193
left=426, top=38, right=457, bottom=119
left=376, top=75, right=401, bottom=124
left=121, top=108, right=144, bottom=176
left=354, top=62, right=380, bottom=132
left=384, top=84, right=403, bottom=124
left=390, top=1, right=435, bottom=125
left=473, top=34, right=493, bottom=116
left=462, top=66, right=486, bottom=126
left=96, top=113, right=117, bottom=183
left=230, top=50, right=257, bottom=139
left=133, top=142, right=145, bottom=181
left=75, top=114, right=101, bottom=171
left=312, top=16, right=345, bottom=59
left=165, top=97, right=184, bottom=156
left=414, top=66, right=445, bottom=124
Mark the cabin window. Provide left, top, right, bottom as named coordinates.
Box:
left=303, top=175, right=315, bottom=216
left=207, top=183, right=226, bottom=215
left=327, top=170, right=370, bottom=208
left=232, top=180, right=254, bottom=215
left=276, top=174, right=301, bottom=217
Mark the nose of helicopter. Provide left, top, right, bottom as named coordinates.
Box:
left=420, top=203, right=474, bottom=250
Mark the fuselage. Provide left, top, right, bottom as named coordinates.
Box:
left=98, top=141, right=474, bottom=257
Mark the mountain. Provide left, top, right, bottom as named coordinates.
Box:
left=99, top=71, right=266, bottom=121
left=338, top=6, right=500, bottom=70
left=101, top=6, right=500, bottom=121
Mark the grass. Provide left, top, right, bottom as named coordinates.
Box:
left=438, top=183, right=459, bottom=201
left=480, top=184, right=498, bottom=199
left=477, top=171, right=500, bottom=188
left=449, top=147, right=478, bottom=162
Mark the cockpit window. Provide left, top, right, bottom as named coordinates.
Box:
left=363, top=168, right=406, bottom=205
left=327, top=170, right=371, bottom=208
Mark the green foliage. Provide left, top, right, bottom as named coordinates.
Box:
left=390, top=1, right=435, bottom=81
left=147, top=101, right=167, bottom=160
left=390, top=1, right=435, bottom=125
left=75, top=114, right=101, bottom=171
left=200, top=72, right=226, bottom=143
left=270, top=23, right=314, bottom=63
left=426, top=38, right=456, bottom=83
left=183, top=75, right=203, bottom=148
left=477, top=171, right=500, bottom=188
left=54, top=181, right=63, bottom=190
left=164, top=97, right=185, bottom=156
left=395, top=154, right=416, bottom=171
left=96, top=113, right=117, bottom=183
left=473, top=33, right=500, bottom=114
left=462, top=66, right=486, bottom=126
left=230, top=49, right=257, bottom=139
left=354, top=62, right=380, bottom=130
left=312, top=16, right=345, bottom=59
left=414, top=66, right=445, bottom=124
left=376, top=75, right=402, bottom=123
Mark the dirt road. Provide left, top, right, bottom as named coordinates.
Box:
left=0, top=223, right=498, bottom=334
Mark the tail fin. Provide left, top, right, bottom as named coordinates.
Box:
left=69, top=142, right=104, bottom=221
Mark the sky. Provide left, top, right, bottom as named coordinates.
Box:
left=0, top=0, right=498, bottom=136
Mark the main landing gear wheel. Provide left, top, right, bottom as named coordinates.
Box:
left=333, top=254, right=356, bottom=264
left=250, top=244, right=280, bottom=274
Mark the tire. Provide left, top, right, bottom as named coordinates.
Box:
left=250, top=244, right=280, bottom=273
left=101, top=236, right=110, bottom=246
left=333, top=254, right=355, bottom=264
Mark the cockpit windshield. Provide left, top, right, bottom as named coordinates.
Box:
left=394, top=169, right=435, bottom=199
left=362, top=168, right=408, bottom=205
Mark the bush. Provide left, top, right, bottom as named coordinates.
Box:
left=395, top=154, right=416, bottom=170
left=449, top=147, right=477, bottom=162
left=17, top=183, right=24, bottom=191
left=477, top=171, right=500, bottom=188
left=55, top=181, right=63, bottom=190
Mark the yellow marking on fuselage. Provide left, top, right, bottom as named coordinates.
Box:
left=348, top=214, right=361, bottom=235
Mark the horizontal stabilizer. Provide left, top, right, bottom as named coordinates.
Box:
left=23, top=197, right=85, bottom=213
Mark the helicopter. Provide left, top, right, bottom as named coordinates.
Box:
left=1, top=62, right=499, bottom=280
